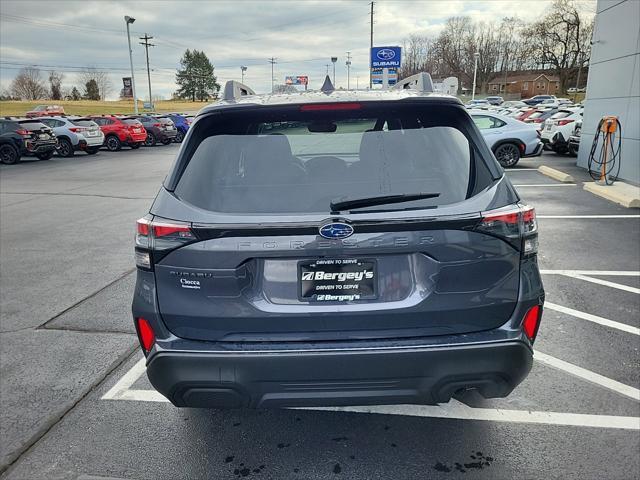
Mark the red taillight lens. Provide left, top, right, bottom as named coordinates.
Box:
left=135, top=217, right=195, bottom=269
left=300, top=103, right=361, bottom=111
left=136, top=218, right=150, bottom=236
left=556, top=119, right=574, bottom=126
left=523, top=305, right=542, bottom=341
left=477, top=205, right=538, bottom=255
left=153, top=123, right=162, bottom=127
left=152, top=223, right=192, bottom=238
left=16, top=129, right=30, bottom=137
left=136, top=317, right=155, bottom=353
left=68, top=127, right=87, bottom=133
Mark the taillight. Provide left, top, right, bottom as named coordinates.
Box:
left=300, top=103, right=361, bottom=111
left=153, top=123, right=162, bottom=127
left=477, top=204, right=538, bottom=255
left=556, top=119, right=574, bottom=126
left=135, top=216, right=196, bottom=269
left=135, top=317, right=155, bottom=353
left=523, top=305, right=542, bottom=341
left=16, top=129, right=30, bottom=137
left=69, top=127, right=88, bottom=133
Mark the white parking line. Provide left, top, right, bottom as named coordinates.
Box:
left=513, top=184, right=576, bottom=187
left=537, top=215, right=640, bottom=219
left=541, top=270, right=640, bottom=276
left=569, top=274, right=640, bottom=295
left=535, top=351, right=640, bottom=402
left=305, top=402, right=640, bottom=430
left=545, top=302, right=640, bottom=336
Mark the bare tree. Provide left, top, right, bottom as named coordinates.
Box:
left=525, top=0, right=593, bottom=91
left=10, top=67, right=48, bottom=100
left=48, top=71, right=64, bottom=100
left=78, top=68, right=113, bottom=100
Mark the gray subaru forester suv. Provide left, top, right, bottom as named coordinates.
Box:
left=132, top=74, right=544, bottom=409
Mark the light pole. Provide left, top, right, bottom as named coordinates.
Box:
left=471, top=52, right=480, bottom=101
left=346, top=52, right=352, bottom=90
left=124, top=16, right=138, bottom=114
left=241, top=66, right=247, bottom=83
left=331, top=57, right=337, bottom=86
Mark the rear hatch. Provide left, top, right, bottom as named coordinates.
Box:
left=141, top=101, right=532, bottom=343
left=155, top=116, right=176, bottom=132
left=18, top=120, right=56, bottom=146
left=122, top=118, right=146, bottom=136
left=70, top=118, right=102, bottom=138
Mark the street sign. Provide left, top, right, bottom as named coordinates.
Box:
left=371, top=68, right=398, bottom=85
left=370, top=46, right=402, bottom=69
left=285, top=76, right=309, bottom=86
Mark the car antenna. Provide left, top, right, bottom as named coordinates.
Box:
left=320, top=75, right=334, bottom=94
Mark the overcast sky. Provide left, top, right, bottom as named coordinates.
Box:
left=0, top=0, right=596, bottom=99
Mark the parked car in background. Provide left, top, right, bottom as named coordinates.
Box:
left=502, top=100, right=527, bottom=109
left=25, top=105, right=66, bottom=118
left=523, top=108, right=558, bottom=128
left=89, top=115, right=147, bottom=151
left=0, top=118, right=27, bottom=164
left=523, top=95, right=556, bottom=106
left=16, top=119, right=58, bottom=160
left=568, top=120, right=581, bottom=156
left=166, top=114, right=193, bottom=143
left=485, top=96, right=504, bottom=106
left=36, top=116, right=104, bottom=157
left=470, top=110, right=543, bottom=167
left=134, top=115, right=177, bottom=146
left=465, top=99, right=491, bottom=109
left=513, top=107, right=537, bottom=121
left=541, top=108, right=584, bottom=154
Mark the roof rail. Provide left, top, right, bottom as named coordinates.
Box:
left=392, top=72, right=434, bottom=93
left=223, top=80, right=255, bottom=101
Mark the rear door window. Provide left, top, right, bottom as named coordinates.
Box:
left=173, top=103, right=493, bottom=214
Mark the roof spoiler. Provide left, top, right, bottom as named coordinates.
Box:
left=223, top=80, right=255, bottom=101
left=392, top=72, right=434, bottom=93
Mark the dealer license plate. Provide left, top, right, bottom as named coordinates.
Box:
left=299, top=258, right=376, bottom=302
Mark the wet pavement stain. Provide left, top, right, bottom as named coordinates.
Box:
left=228, top=459, right=266, bottom=477
left=433, top=452, right=494, bottom=474
left=332, top=436, right=349, bottom=442
left=225, top=455, right=234, bottom=463
left=333, top=463, right=342, bottom=474
left=277, top=442, right=291, bottom=449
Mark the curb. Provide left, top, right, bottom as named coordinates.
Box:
left=537, top=166, right=575, bottom=183
left=583, top=182, right=640, bottom=208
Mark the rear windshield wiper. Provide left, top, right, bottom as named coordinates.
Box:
left=330, top=192, right=440, bottom=212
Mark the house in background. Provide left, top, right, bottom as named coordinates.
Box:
left=487, top=72, right=561, bottom=98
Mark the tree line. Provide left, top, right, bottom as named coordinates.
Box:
left=3, top=66, right=113, bottom=101
left=398, top=0, right=592, bottom=93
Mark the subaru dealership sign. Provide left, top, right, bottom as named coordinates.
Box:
left=370, top=46, right=402, bottom=69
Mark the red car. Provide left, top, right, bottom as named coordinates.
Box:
left=25, top=105, right=65, bottom=118
left=89, top=115, right=147, bottom=151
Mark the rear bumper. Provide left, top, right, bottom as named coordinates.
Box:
left=523, top=142, right=543, bottom=158
left=146, top=340, right=533, bottom=408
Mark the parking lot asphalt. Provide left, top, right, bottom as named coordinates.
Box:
left=1, top=147, right=639, bottom=479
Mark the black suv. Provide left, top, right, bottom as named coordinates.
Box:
left=0, top=119, right=26, bottom=164
left=16, top=119, right=58, bottom=160
left=132, top=74, right=544, bottom=409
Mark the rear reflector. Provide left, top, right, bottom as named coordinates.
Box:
left=523, top=305, right=542, bottom=341
left=136, top=318, right=155, bottom=353
left=300, top=103, right=361, bottom=111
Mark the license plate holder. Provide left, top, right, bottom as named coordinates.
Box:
left=298, top=258, right=377, bottom=302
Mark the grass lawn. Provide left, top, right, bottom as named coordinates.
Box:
left=0, top=99, right=210, bottom=117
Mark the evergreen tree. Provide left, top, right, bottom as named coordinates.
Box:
left=84, top=79, right=100, bottom=100
left=175, top=49, right=220, bottom=101
left=70, top=87, right=82, bottom=101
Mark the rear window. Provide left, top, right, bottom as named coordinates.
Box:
left=123, top=119, right=142, bottom=125
left=172, top=103, right=493, bottom=214
left=71, top=119, right=97, bottom=127
left=18, top=121, right=47, bottom=130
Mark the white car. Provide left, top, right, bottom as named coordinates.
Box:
left=35, top=116, right=104, bottom=157
left=465, top=99, right=491, bottom=109
left=470, top=110, right=543, bottom=167
left=540, top=108, right=584, bottom=154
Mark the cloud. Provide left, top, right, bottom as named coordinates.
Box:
left=0, top=0, right=595, bottom=98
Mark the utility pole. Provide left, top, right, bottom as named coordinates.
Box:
left=241, top=66, right=247, bottom=83
left=346, top=51, right=352, bottom=90
left=139, top=34, right=155, bottom=105
left=268, top=57, right=277, bottom=93
left=369, top=1, right=374, bottom=89
left=331, top=57, right=337, bottom=86
left=471, top=52, right=480, bottom=100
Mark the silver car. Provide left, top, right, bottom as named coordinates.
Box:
left=470, top=110, right=543, bottom=167
left=36, top=116, right=104, bottom=157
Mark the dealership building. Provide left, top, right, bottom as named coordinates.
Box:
left=577, top=0, right=640, bottom=184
